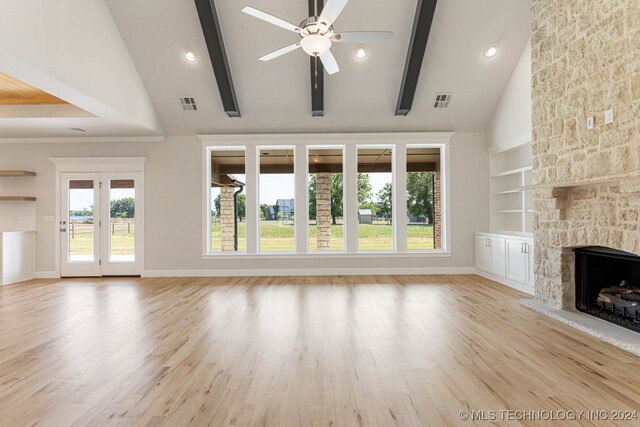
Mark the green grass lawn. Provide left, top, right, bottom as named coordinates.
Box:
left=212, top=221, right=434, bottom=252
left=71, top=220, right=434, bottom=255
left=69, top=222, right=135, bottom=255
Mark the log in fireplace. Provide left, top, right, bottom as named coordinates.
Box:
left=574, top=247, right=640, bottom=333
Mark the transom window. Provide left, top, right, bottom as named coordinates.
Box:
left=203, top=136, right=449, bottom=256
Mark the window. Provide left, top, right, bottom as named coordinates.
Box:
left=406, top=147, right=441, bottom=250
left=211, top=149, right=246, bottom=252
left=203, top=134, right=449, bottom=257
left=259, top=148, right=295, bottom=252
left=109, top=179, right=135, bottom=261
left=308, top=148, right=344, bottom=251
left=357, top=147, right=393, bottom=251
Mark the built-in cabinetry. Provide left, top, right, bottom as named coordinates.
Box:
left=476, top=232, right=534, bottom=295
left=0, top=231, right=35, bottom=285
left=490, top=145, right=532, bottom=234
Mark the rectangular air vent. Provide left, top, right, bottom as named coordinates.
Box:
left=178, top=96, right=198, bottom=111
left=433, top=93, right=452, bottom=109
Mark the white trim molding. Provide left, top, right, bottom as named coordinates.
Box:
left=0, top=136, right=164, bottom=144
left=144, top=266, right=476, bottom=278
left=50, top=157, right=147, bottom=172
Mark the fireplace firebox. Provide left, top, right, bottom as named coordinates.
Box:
left=574, top=246, right=640, bottom=333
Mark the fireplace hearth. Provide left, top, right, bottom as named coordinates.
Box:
left=575, top=247, right=640, bottom=333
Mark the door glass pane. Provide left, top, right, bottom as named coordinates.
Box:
left=211, top=149, right=246, bottom=252
left=68, top=180, right=95, bottom=262
left=357, top=147, right=393, bottom=251
left=308, top=148, right=344, bottom=251
left=109, top=180, right=135, bottom=262
left=259, top=148, right=295, bottom=252
left=407, top=147, right=440, bottom=250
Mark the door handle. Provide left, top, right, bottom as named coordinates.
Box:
left=60, top=228, right=67, bottom=232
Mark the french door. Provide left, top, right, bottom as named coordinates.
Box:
left=61, top=172, right=144, bottom=277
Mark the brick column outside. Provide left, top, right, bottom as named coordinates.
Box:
left=220, top=186, right=236, bottom=251
left=315, top=173, right=332, bottom=250
left=433, top=172, right=441, bottom=250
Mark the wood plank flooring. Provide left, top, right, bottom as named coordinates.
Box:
left=0, top=275, right=639, bottom=426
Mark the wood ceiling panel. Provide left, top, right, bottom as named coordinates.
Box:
left=0, top=72, right=67, bottom=105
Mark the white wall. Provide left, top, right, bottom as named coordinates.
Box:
left=486, top=40, right=532, bottom=151
left=0, top=133, right=488, bottom=275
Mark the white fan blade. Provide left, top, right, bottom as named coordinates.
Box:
left=259, top=43, right=301, bottom=61
left=242, top=6, right=300, bottom=33
left=320, top=51, right=340, bottom=75
left=319, top=0, right=349, bottom=26
left=333, top=31, right=393, bottom=44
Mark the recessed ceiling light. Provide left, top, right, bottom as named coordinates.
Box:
left=484, top=45, right=498, bottom=58
left=184, top=49, right=197, bottom=62
left=354, top=46, right=367, bottom=60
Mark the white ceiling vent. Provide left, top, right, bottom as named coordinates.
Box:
left=433, top=93, right=452, bottom=109
left=178, top=96, right=198, bottom=111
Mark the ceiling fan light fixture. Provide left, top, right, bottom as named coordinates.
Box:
left=483, top=45, right=498, bottom=58
left=354, top=45, right=367, bottom=59
left=184, top=49, right=198, bottom=62
left=301, top=35, right=332, bottom=56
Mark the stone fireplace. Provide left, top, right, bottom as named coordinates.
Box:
left=534, top=180, right=640, bottom=311
left=531, top=0, right=640, bottom=339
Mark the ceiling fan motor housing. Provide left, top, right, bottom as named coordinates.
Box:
left=299, top=17, right=334, bottom=56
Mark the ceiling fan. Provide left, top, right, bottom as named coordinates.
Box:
left=242, top=0, right=393, bottom=75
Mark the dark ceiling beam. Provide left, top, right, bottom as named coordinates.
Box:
left=395, top=0, right=438, bottom=116
left=309, top=0, right=324, bottom=117
left=194, top=0, right=241, bottom=117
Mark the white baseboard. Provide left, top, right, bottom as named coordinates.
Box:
left=476, top=270, right=534, bottom=295
left=143, top=267, right=477, bottom=278
left=34, top=271, right=60, bottom=279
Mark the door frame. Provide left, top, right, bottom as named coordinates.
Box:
left=52, top=157, right=146, bottom=277
left=60, top=172, right=102, bottom=277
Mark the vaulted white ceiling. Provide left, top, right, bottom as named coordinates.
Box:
left=0, top=0, right=530, bottom=138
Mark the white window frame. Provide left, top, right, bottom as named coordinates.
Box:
left=205, top=146, right=247, bottom=255
left=200, top=133, right=453, bottom=258
left=356, top=144, right=396, bottom=253
left=405, top=143, right=448, bottom=253
left=257, top=145, right=297, bottom=254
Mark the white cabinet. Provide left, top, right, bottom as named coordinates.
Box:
left=476, top=233, right=533, bottom=294
left=506, top=239, right=528, bottom=283
left=475, top=236, right=491, bottom=272
left=0, top=231, right=36, bottom=285
left=475, top=234, right=506, bottom=277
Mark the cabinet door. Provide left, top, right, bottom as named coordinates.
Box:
left=490, top=237, right=506, bottom=277
left=527, top=242, right=535, bottom=286
left=506, top=239, right=527, bottom=283
left=475, top=236, right=491, bottom=272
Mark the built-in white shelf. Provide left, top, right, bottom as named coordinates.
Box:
left=491, top=165, right=532, bottom=178
left=494, top=209, right=524, bottom=213
left=490, top=144, right=533, bottom=234
left=494, top=189, right=522, bottom=195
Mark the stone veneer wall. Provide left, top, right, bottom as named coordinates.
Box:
left=315, top=173, right=332, bottom=250
left=433, top=172, right=441, bottom=250
left=532, top=0, right=640, bottom=308
left=219, top=187, right=236, bottom=251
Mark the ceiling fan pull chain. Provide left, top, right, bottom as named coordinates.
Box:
left=314, top=56, right=318, bottom=89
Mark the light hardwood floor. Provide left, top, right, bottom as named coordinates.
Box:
left=0, top=275, right=639, bottom=426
